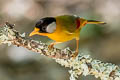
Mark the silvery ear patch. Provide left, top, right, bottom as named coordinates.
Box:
left=46, top=22, right=56, bottom=33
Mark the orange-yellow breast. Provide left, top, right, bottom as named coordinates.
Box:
left=46, top=15, right=81, bottom=42
left=47, top=26, right=80, bottom=42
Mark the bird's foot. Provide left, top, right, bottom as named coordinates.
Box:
left=71, top=51, right=78, bottom=59
left=48, top=44, right=54, bottom=50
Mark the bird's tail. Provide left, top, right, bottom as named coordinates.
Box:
left=87, top=20, right=106, bottom=24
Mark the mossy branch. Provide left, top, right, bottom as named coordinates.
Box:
left=0, top=22, right=120, bottom=80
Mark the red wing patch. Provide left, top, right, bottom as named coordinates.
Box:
left=76, top=19, right=80, bottom=29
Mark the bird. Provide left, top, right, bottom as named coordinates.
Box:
left=29, top=15, right=106, bottom=58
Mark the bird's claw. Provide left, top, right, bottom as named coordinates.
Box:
left=71, top=51, right=78, bottom=59
left=48, top=44, right=54, bottom=50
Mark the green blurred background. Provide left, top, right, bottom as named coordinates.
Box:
left=0, top=0, right=120, bottom=80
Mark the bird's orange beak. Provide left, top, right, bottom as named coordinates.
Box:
left=29, top=27, right=40, bottom=37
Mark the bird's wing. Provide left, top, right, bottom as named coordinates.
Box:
left=56, top=15, right=78, bottom=33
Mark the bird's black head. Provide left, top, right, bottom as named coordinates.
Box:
left=35, top=17, right=56, bottom=33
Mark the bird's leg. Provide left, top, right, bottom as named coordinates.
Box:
left=72, top=38, right=79, bottom=59
left=48, top=42, right=61, bottom=50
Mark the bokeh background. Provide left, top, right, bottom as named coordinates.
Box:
left=0, top=0, right=120, bottom=80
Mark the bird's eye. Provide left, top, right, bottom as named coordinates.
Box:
left=42, top=26, right=46, bottom=31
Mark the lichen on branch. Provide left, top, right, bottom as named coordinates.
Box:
left=0, top=22, right=120, bottom=80
left=0, top=22, right=72, bottom=59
